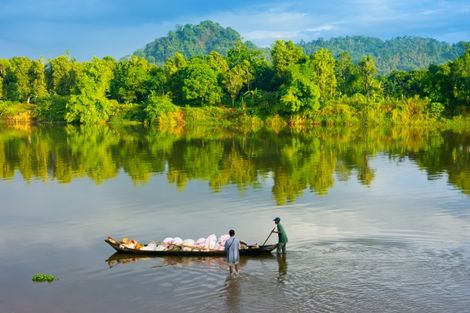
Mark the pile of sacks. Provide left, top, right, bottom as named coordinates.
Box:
left=139, top=234, right=231, bottom=252
left=119, top=237, right=143, bottom=250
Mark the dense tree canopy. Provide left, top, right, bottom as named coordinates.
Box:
left=110, top=55, right=152, bottom=104
left=0, top=36, right=469, bottom=125
left=131, top=21, right=466, bottom=74
left=310, top=48, right=337, bottom=102
left=133, top=20, right=242, bottom=64
left=300, top=36, right=467, bottom=74
left=64, top=57, right=117, bottom=124
left=3, top=57, right=48, bottom=103
left=180, top=61, right=223, bottom=106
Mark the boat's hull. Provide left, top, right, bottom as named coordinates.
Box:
left=105, top=238, right=277, bottom=256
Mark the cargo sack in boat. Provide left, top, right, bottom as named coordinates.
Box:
left=163, top=237, right=174, bottom=244
left=121, top=242, right=135, bottom=249
left=141, top=241, right=158, bottom=251
left=129, top=239, right=142, bottom=249
left=155, top=245, right=166, bottom=251
left=169, top=245, right=182, bottom=251
left=196, top=238, right=206, bottom=246
left=183, top=239, right=195, bottom=246
left=182, top=239, right=195, bottom=251
left=205, top=234, right=217, bottom=250
left=120, top=238, right=140, bottom=249
left=173, top=237, right=183, bottom=246
left=218, top=234, right=230, bottom=245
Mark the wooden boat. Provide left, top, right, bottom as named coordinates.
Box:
left=105, top=237, right=277, bottom=256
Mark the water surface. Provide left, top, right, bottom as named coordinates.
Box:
left=0, top=124, right=469, bottom=313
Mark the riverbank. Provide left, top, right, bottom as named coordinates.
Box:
left=1, top=100, right=469, bottom=132
left=0, top=102, right=34, bottom=122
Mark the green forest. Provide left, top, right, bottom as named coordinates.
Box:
left=0, top=21, right=469, bottom=127
left=133, top=21, right=467, bottom=74
left=299, top=36, right=467, bottom=74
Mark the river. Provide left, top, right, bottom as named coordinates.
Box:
left=0, top=124, right=469, bottom=312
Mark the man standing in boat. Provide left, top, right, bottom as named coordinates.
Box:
left=225, top=229, right=240, bottom=275
left=273, top=217, right=288, bottom=254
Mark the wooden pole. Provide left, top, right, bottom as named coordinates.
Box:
left=262, top=228, right=276, bottom=246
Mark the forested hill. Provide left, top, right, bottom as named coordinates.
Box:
left=133, top=20, right=245, bottom=64
left=133, top=20, right=467, bottom=74
left=299, top=36, right=467, bottom=74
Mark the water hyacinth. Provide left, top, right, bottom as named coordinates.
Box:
left=32, top=273, right=55, bottom=283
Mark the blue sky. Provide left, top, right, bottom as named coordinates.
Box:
left=1, top=0, right=469, bottom=60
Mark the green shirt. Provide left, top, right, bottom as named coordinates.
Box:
left=277, top=223, right=288, bottom=243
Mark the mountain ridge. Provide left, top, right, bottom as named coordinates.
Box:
left=132, top=20, right=468, bottom=74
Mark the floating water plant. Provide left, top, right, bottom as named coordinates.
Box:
left=32, top=273, right=55, bottom=283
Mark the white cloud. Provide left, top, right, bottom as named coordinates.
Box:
left=205, top=5, right=343, bottom=45
left=244, top=30, right=301, bottom=41
left=304, top=24, right=335, bottom=33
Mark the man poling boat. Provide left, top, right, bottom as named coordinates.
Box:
left=273, top=217, right=288, bottom=254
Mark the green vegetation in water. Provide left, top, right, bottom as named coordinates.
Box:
left=32, top=273, right=55, bottom=283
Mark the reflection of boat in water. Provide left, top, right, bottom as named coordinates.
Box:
left=106, top=252, right=276, bottom=268
left=106, top=253, right=153, bottom=268
left=105, top=237, right=277, bottom=256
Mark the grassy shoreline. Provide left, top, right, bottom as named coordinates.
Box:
left=1, top=102, right=469, bottom=132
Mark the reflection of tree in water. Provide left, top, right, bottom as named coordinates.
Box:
left=65, top=125, right=121, bottom=183
left=210, top=147, right=259, bottom=193
left=411, top=131, right=470, bottom=195
left=0, top=124, right=469, bottom=200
